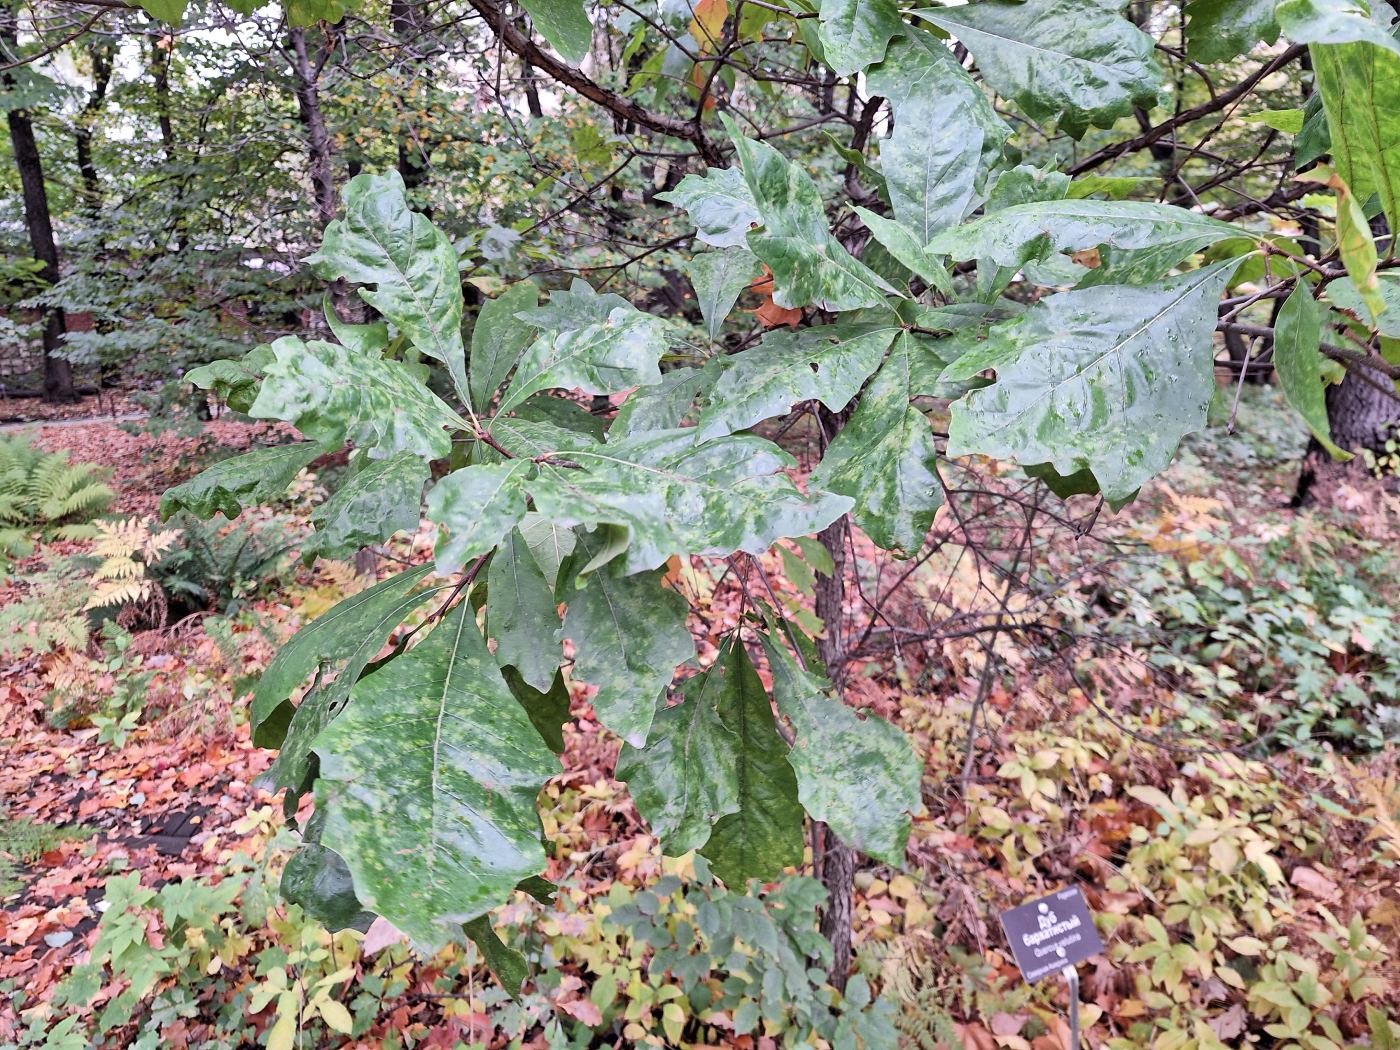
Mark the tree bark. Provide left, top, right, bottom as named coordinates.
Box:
left=1295, top=373, right=1400, bottom=504
left=288, top=24, right=356, bottom=338
left=391, top=0, right=432, bottom=205
left=812, top=406, right=856, bottom=990
left=150, top=28, right=176, bottom=164
left=1296, top=210, right=1400, bottom=503
left=74, top=39, right=114, bottom=217
left=2, top=9, right=74, bottom=403
left=289, top=25, right=338, bottom=230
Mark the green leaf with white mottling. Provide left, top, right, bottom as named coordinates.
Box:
left=464, top=916, right=530, bottom=997
left=1276, top=0, right=1400, bottom=56
left=503, top=667, right=571, bottom=754
left=489, top=413, right=602, bottom=462
left=516, top=512, right=577, bottom=587
left=760, top=633, right=921, bottom=865
left=926, top=200, right=1240, bottom=273
left=914, top=0, right=1163, bottom=138
left=947, top=261, right=1240, bottom=504
left=312, top=602, right=557, bottom=951
left=853, top=208, right=955, bottom=297
left=810, top=332, right=943, bottom=557
left=519, top=0, right=593, bottom=64
left=426, top=461, right=533, bottom=575
left=696, top=323, right=898, bottom=440
left=817, top=0, right=902, bottom=75
left=687, top=247, right=759, bottom=341
left=1312, top=41, right=1400, bottom=232
left=1185, top=0, right=1280, bottom=62
left=307, top=171, right=470, bottom=407
left=303, top=452, right=428, bottom=564
left=869, top=54, right=1000, bottom=245
left=1328, top=272, right=1400, bottom=336
left=724, top=116, right=898, bottom=311
left=618, top=639, right=802, bottom=885
left=160, top=443, right=322, bottom=522
left=249, top=338, right=462, bottom=461
left=1275, top=284, right=1352, bottom=460
left=615, top=656, right=736, bottom=854
left=470, top=280, right=539, bottom=411
left=517, top=278, right=633, bottom=332
left=185, top=344, right=273, bottom=414
left=657, top=167, right=760, bottom=250
left=869, top=27, right=1010, bottom=183
left=253, top=565, right=443, bottom=791
left=559, top=533, right=694, bottom=746
left=488, top=527, right=561, bottom=691
left=698, top=642, right=804, bottom=886
left=612, top=364, right=719, bottom=436
left=324, top=294, right=390, bottom=355
left=529, top=428, right=851, bottom=574
left=498, top=306, right=672, bottom=414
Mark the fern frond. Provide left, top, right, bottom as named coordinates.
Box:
left=0, top=528, right=33, bottom=557
left=86, top=578, right=154, bottom=610
left=90, top=518, right=146, bottom=559
left=93, top=558, right=144, bottom=581
left=52, top=524, right=101, bottom=542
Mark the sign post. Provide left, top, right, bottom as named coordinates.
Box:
left=997, top=886, right=1103, bottom=1049
left=1062, top=965, right=1080, bottom=1050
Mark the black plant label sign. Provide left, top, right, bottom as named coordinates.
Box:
left=998, top=886, right=1104, bottom=983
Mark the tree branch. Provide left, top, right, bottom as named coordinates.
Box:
left=463, top=0, right=724, bottom=166
left=1068, top=45, right=1306, bottom=176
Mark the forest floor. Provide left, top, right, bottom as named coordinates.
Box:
left=3, top=397, right=1400, bottom=1049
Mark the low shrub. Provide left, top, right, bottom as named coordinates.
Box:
left=25, top=840, right=894, bottom=1049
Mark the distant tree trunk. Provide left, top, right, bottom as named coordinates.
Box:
left=288, top=26, right=374, bottom=577
left=523, top=61, right=544, bottom=118
left=74, top=40, right=114, bottom=217
left=150, top=28, right=176, bottom=163
left=289, top=24, right=352, bottom=331
left=2, top=10, right=74, bottom=403
left=391, top=0, right=432, bottom=205
left=289, top=26, right=338, bottom=230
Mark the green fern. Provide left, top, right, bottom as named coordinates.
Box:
left=0, top=437, right=115, bottom=559
left=0, top=556, right=94, bottom=657
left=0, top=813, right=95, bottom=897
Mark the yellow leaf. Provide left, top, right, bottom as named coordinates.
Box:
left=1226, top=936, right=1267, bottom=956
left=267, top=1011, right=297, bottom=1050
left=687, top=0, right=728, bottom=52
left=317, top=997, right=354, bottom=1035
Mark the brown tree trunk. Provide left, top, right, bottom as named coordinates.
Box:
left=289, top=25, right=338, bottom=230
left=150, top=28, right=176, bottom=163
left=2, top=9, right=74, bottom=403
left=1295, top=374, right=1400, bottom=504
left=74, top=40, right=114, bottom=217
left=289, top=26, right=374, bottom=577
left=1296, top=209, right=1400, bottom=503
left=288, top=24, right=355, bottom=338
left=812, top=406, right=856, bottom=990
left=391, top=0, right=432, bottom=205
